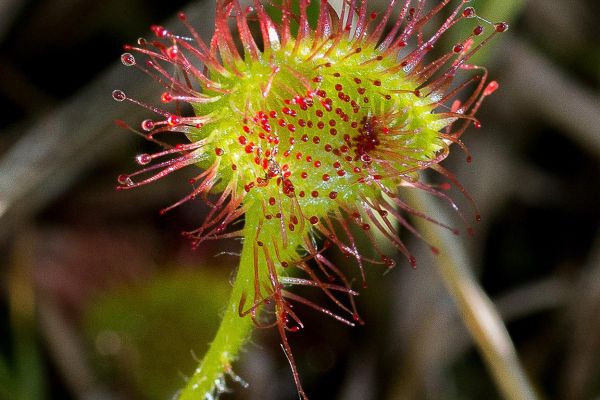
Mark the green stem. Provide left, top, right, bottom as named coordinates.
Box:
left=178, top=227, right=258, bottom=400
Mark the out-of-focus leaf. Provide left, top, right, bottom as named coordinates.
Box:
left=83, top=269, right=231, bottom=400
left=0, top=355, right=15, bottom=400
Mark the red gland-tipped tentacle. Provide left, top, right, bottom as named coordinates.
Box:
left=132, top=57, right=197, bottom=96
left=299, top=239, right=337, bottom=284
left=314, top=253, right=363, bottom=323
left=375, top=181, right=460, bottom=234
left=113, top=119, right=172, bottom=148
left=360, top=194, right=436, bottom=253
left=128, top=43, right=227, bottom=93
left=160, top=161, right=221, bottom=214
left=363, top=202, right=416, bottom=265
left=279, top=0, right=292, bottom=46
left=388, top=0, right=424, bottom=52
left=437, top=74, right=486, bottom=106
left=377, top=0, right=410, bottom=50
left=374, top=196, right=438, bottom=250
left=116, top=153, right=202, bottom=190
left=402, top=0, right=468, bottom=73
left=253, top=0, right=281, bottom=51
left=213, top=1, right=240, bottom=65
left=293, top=0, right=311, bottom=54
left=351, top=0, right=369, bottom=41
left=294, top=261, right=356, bottom=318
left=233, top=1, right=260, bottom=60
left=367, top=0, right=397, bottom=47
left=330, top=208, right=369, bottom=285
left=173, top=14, right=235, bottom=78
left=413, top=52, right=457, bottom=86
left=317, top=214, right=369, bottom=284
left=431, top=164, right=481, bottom=219
left=282, top=290, right=356, bottom=327
left=280, top=277, right=359, bottom=296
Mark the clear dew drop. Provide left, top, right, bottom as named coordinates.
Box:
left=136, top=153, right=151, bottom=165
left=141, top=119, right=155, bottom=131
left=117, top=174, right=134, bottom=187
left=462, top=6, right=475, bottom=18
left=120, top=52, right=136, bottom=66
left=167, top=114, right=181, bottom=126
left=112, top=89, right=126, bottom=102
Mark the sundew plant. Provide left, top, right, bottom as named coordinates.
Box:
left=113, top=0, right=507, bottom=398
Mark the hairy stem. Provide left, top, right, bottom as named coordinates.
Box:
left=407, top=189, right=539, bottom=400
left=178, top=226, right=258, bottom=400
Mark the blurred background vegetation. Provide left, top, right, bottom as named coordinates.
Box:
left=0, top=0, right=598, bottom=399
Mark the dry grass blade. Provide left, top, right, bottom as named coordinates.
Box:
left=407, top=188, right=539, bottom=400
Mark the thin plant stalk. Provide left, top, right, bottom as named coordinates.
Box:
left=177, top=229, right=256, bottom=400
left=407, top=189, right=539, bottom=400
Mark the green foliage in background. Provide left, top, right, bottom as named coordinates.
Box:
left=83, top=270, right=230, bottom=399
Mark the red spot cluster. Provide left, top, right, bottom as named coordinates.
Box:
left=353, top=116, right=384, bottom=162
left=234, top=71, right=397, bottom=209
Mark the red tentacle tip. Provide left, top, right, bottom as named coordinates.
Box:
left=161, top=92, right=173, bottom=103
left=167, top=114, right=181, bottom=126
left=166, top=46, right=179, bottom=60
left=409, top=256, right=417, bottom=269
left=494, top=22, right=509, bottom=33
left=150, top=25, right=168, bottom=38
left=483, top=81, right=499, bottom=96
left=462, top=7, right=475, bottom=18
left=112, top=89, right=126, bottom=102
left=120, top=52, right=136, bottom=66
left=114, top=119, right=127, bottom=128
